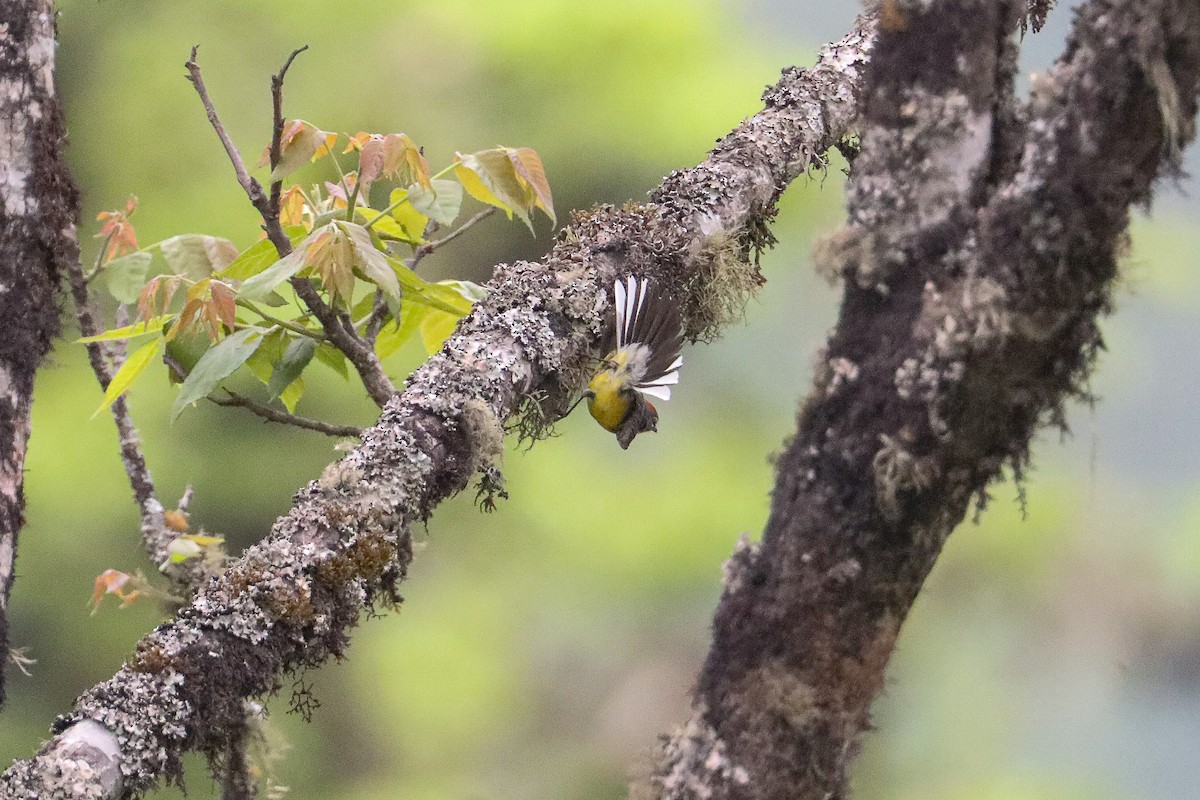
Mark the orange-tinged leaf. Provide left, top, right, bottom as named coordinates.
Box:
left=209, top=280, right=236, bottom=329
left=268, top=120, right=339, bottom=182
left=382, top=133, right=431, bottom=189
left=90, top=569, right=131, bottom=613
left=279, top=186, right=308, bottom=228
left=94, top=338, right=161, bottom=416
left=163, top=509, right=190, bottom=532
left=343, top=131, right=375, bottom=152
left=95, top=198, right=140, bottom=261
left=505, top=147, right=555, bottom=224
left=305, top=223, right=355, bottom=304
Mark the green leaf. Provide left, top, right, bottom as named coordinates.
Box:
left=341, top=222, right=401, bottom=305
left=164, top=330, right=211, bottom=384
left=375, top=301, right=428, bottom=359
left=101, top=252, right=152, bottom=304
left=438, top=279, right=488, bottom=303
left=216, top=226, right=308, bottom=282
left=268, top=337, right=317, bottom=400
left=245, top=329, right=288, bottom=384
left=314, top=343, right=349, bottom=380
left=78, top=314, right=175, bottom=343
left=160, top=234, right=239, bottom=280
left=355, top=207, right=420, bottom=244
left=94, top=338, right=161, bottom=416
left=406, top=179, right=464, bottom=226
left=237, top=247, right=307, bottom=302
left=419, top=308, right=461, bottom=354
left=388, top=188, right=430, bottom=241
left=170, top=327, right=264, bottom=422
left=383, top=256, right=472, bottom=316
left=279, top=375, right=305, bottom=413
left=455, top=149, right=532, bottom=232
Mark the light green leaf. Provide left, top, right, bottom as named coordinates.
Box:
left=101, top=252, right=152, bottom=304
left=93, top=338, right=161, bottom=416
left=78, top=314, right=175, bottom=343
left=160, top=234, right=239, bottom=280
left=279, top=375, right=305, bottom=413
left=383, top=256, right=472, bottom=316
left=237, top=247, right=307, bottom=302
left=419, top=308, right=461, bottom=354
left=388, top=188, right=430, bottom=242
left=438, top=279, right=488, bottom=303
left=216, top=226, right=308, bottom=282
left=268, top=337, right=317, bottom=400
left=375, top=301, right=428, bottom=359
left=355, top=207, right=420, bottom=244
left=406, top=179, right=463, bottom=226
left=170, top=327, right=263, bottom=422
left=341, top=222, right=401, bottom=305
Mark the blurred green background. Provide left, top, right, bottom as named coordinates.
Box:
left=4, top=1, right=1199, bottom=798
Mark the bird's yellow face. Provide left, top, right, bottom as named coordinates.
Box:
left=586, top=350, right=635, bottom=432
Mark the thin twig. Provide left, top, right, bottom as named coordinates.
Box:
left=184, top=47, right=276, bottom=243
left=412, top=207, right=496, bottom=268
left=268, top=45, right=309, bottom=227
left=65, top=241, right=174, bottom=571
left=183, top=46, right=398, bottom=407
left=209, top=391, right=363, bottom=438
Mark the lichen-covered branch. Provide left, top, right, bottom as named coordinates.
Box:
left=0, top=14, right=877, bottom=798
left=0, top=0, right=79, bottom=709
left=648, top=2, right=1200, bottom=799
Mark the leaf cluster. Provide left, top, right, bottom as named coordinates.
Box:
left=82, top=125, right=555, bottom=424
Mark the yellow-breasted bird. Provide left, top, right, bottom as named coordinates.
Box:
left=583, top=276, right=683, bottom=449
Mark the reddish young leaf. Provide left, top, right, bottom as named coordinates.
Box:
left=95, top=196, right=140, bottom=261
left=137, top=275, right=182, bottom=323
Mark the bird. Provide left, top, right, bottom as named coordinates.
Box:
left=582, top=276, right=683, bottom=449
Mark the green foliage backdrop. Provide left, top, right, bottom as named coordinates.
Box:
left=3, top=2, right=1199, bottom=799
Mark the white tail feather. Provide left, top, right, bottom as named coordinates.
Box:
left=639, top=385, right=671, bottom=401
left=641, top=372, right=680, bottom=387
left=613, top=279, right=627, bottom=348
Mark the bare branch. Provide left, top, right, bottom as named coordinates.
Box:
left=267, top=45, right=309, bottom=227
left=209, top=391, right=363, bottom=438
left=411, top=207, right=496, bottom=268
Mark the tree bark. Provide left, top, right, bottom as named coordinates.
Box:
left=650, top=1, right=1200, bottom=798
left=0, top=0, right=79, bottom=709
